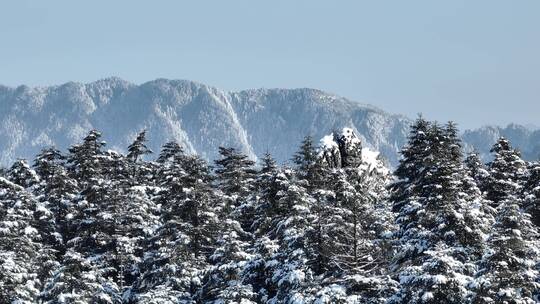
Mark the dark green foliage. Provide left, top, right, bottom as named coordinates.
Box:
left=127, top=130, right=153, bottom=163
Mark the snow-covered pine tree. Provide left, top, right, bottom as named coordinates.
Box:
left=67, top=129, right=106, bottom=184
left=469, top=193, right=540, bottom=303
left=241, top=160, right=285, bottom=302
left=43, top=130, right=125, bottom=303
left=156, top=141, right=184, bottom=164
left=214, top=147, right=256, bottom=201
left=127, top=130, right=153, bottom=163
left=485, top=137, right=527, bottom=208
left=196, top=148, right=260, bottom=303
left=255, top=152, right=278, bottom=192
left=263, top=169, right=316, bottom=303
left=524, top=160, right=540, bottom=226
left=464, top=151, right=490, bottom=195
left=32, top=148, right=79, bottom=257
left=126, top=130, right=154, bottom=184
left=391, top=121, right=491, bottom=303
left=0, top=177, right=55, bottom=303
left=292, top=135, right=322, bottom=188
left=6, top=159, right=39, bottom=189
left=92, top=150, right=160, bottom=300
left=33, top=147, right=65, bottom=183
left=390, top=116, right=432, bottom=220
left=198, top=216, right=256, bottom=304
left=214, top=146, right=257, bottom=232
left=314, top=128, right=398, bottom=303
left=135, top=154, right=218, bottom=303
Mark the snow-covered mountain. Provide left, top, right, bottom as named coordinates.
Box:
left=0, top=77, right=537, bottom=167
left=0, top=78, right=410, bottom=166
left=463, top=124, right=540, bottom=161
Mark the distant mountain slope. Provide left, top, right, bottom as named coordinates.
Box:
left=0, top=78, right=410, bottom=167
left=463, top=124, right=540, bottom=161
left=0, top=78, right=537, bottom=167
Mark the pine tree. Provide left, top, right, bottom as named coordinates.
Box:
left=32, top=147, right=78, bottom=256
left=214, top=147, right=257, bottom=231
left=263, top=169, right=316, bottom=303
left=156, top=141, right=184, bottom=164
left=391, top=121, right=491, bottom=303
left=390, top=116, right=432, bottom=215
left=469, top=194, right=540, bottom=303
left=67, top=129, right=106, bottom=183
left=256, top=152, right=277, bottom=190
left=42, top=130, right=126, bottom=303
left=7, top=159, right=39, bottom=188
left=135, top=154, right=218, bottom=303
left=292, top=135, right=327, bottom=190
left=524, top=161, right=540, bottom=227
left=33, top=147, right=65, bottom=183
left=198, top=217, right=256, bottom=303
left=292, top=136, right=317, bottom=175
left=214, top=147, right=256, bottom=200
left=464, top=151, right=490, bottom=195
left=127, top=130, right=153, bottom=163
left=485, top=137, right=527, bottom=207
left=0, top=177, right=55, bottom=303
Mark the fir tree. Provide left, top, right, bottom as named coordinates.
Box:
left=391, top=121, right=491, bottom=303
left=33, top=147, right=65, bottom=183
left=214, top=147, right=257, bottom=231
left=292, top=135, right=327, bottom=189
left=45, top=130, right=125, bottom=303
left=263, top=169, right=316, bottom=303
left=524, top=161, right=540, bottom=226
left=469, top=194, right=540, bottom=303
left=214, top=147, right=256, bottom=200
left=135, top=154, right=218, bottom=303
left=156, top=141, right=184, bottom=164
left=485, top=137, right=527, bottom=207
left=6, top=159, right=39, bottom=188
left=67, top=129, right=106, bottom=183
left=0, top=178, right=55, bottom=303
left=127, top=130, right=153, bottom=163
left=464, top=151, right=489, bottom=195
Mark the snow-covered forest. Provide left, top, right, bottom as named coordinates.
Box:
left=1, top=117, right=539, bottom=303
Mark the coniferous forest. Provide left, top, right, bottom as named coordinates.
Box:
left=1, top=118, right=539, bottom=304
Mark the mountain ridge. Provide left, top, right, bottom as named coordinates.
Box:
left=0, top=77, right=537, bottom=167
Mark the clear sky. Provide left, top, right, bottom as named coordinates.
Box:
left=1, top=0, right=538, bottom=129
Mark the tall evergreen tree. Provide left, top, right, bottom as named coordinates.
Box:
left=67, top=129, right=106, bottom=183
left=127, top=130, right=153, bottom=163
left=390, top=116, right=432, bottom=215
left=214, top=147, right=257, bottom=231
left=33, top=147, right=65, bottom=183
left=135, top=154, right=218, bottom=303
left=469, top=194, right=540, bottom=303
left=292, top=135, right=327, bottom=190
left=524, top=161, right=540, bottom=226
left=42, top=130, right=126, bottom=303
left=263, top=169, right=316, bottom=303
left=464, top=151, right=490, bottom=195
left=391, top=121, right=491, bottom=303
left=33, top=148, right=79, bottom=257
left=485, top=137, right=527, bottom=207
left=7, top=159, right=39, bottom=189
left=214, top=147, right=256, bottom=200
left=0, top=177, right=55, bottom=303
left=156, top=141, right=184, bottom=164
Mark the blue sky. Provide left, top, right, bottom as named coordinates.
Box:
left=1, top=0, right=538, bottom=129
